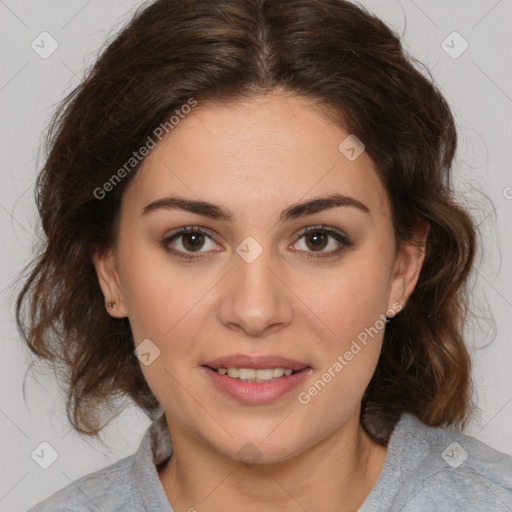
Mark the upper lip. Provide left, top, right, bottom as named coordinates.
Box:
left=202, top=354, right=311, bottom=371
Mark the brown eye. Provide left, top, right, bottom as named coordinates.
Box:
left=304, top=231, right=329, bottom=251
left=181, top=232, right=206, bottom=252
left=161, top=226, right=219, bottom=261
left=292, top=226, right=351, bottom=259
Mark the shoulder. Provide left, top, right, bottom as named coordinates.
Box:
left=26, top=414, right=173, bottom=512
left=378, top=413, right=512, bottom=512
left=26, top=454, right=139, bottom=512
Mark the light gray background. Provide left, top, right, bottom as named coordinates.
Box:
left=1, top=1, right=511, bottom=510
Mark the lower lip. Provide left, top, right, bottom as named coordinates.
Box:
left=202, top=366, right=311, bottom=404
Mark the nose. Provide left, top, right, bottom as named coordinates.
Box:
left=217, top=243, right=294, bottom=337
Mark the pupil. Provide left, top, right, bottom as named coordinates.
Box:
left=307, top=232, right=327, bottom=251
left=181, top=232, right=328, bottom=253
left=184, top=233, right=204, bottom=251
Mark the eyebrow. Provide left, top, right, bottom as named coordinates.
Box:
left=142, top=193, right=370, bottom=222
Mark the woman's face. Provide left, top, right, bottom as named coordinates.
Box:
left=94, top=91, right=426, bottom=463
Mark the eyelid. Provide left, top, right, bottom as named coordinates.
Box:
left=161, top=225, right=220, bottom=257
left=290, top=225, right=351, bottom=257
left=296, top=225, right=350, bottom=243
left=161, top=224, right=351, bottom=261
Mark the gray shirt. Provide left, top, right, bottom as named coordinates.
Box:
left=28, top=412, right=512, bottom=511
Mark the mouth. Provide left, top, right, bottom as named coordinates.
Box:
left=201, top=355, right=312, bottom=404
left=203, top=366, right=305, bottom=383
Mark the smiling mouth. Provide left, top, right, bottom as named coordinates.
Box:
left=204, top=366, right=305, bottom=383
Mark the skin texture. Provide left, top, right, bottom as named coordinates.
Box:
left=93, top=91, right=429, bottom=512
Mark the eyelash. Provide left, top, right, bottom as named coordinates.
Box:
left=160, top=225, right=351, bottom=262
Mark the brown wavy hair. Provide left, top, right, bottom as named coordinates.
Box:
left=16, top=0, right=477, bottom=442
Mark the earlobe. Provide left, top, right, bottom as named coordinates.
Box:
left=91, top=249, right=128, bottom=318
left=388, top=219, right=430, bottom=312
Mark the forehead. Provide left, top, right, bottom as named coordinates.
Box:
left=121, top=92, right=390, bottom=222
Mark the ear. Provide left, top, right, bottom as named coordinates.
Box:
left=387, top=219, right=430, bottom=314
left=91, top=249, right=128, bottom=318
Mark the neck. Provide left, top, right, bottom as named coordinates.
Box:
left=158, top=410, right=388, bottom=512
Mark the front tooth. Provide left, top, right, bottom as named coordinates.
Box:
left=256, top=368, right=274, bottom=380
left=273, top=368, right=285, bottom=378
left=227, top=368, right=239, bottom=378
left=238, top=368, right=256, bottom=380
left=221, top=367, right=293, bottom=380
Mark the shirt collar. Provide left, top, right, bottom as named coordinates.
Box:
left=131, top=412, right=174, bottom=511
left=148, top=411, right=173, bottom=467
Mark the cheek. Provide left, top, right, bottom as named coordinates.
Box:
left=117, top=245, right=204, bottom=343
left=293, top=253, right=392, bottom=395
left=299, top=254, right=392, bottom=341
left=118, top=250, right=211, bottom=407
